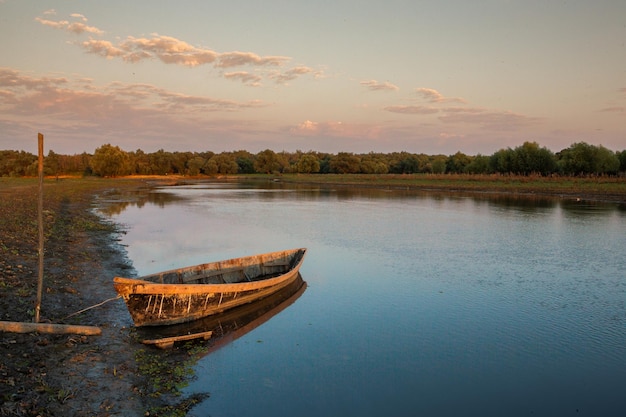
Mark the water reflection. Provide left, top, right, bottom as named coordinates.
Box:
left=97, top=188, right=188, bottom=216
left=104, top=179, right=626, bottom=417
left=560, top=199, right=626, bottom=216
left=136, top=274, right=307, bottom=352
left=98, top=179, right=626, bottom=219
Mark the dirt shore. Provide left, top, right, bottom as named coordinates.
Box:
left=0, top=179, right=203, bottom=416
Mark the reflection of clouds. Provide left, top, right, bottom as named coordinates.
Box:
left=106, top=190, right=280, bottom=276
left=110, top=203, right=226, bottom=275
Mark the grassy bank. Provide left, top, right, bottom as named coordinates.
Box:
left=271, top=173, right=626, bottom=203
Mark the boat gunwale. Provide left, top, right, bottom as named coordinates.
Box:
left=113, top=248, right=306, bottom=296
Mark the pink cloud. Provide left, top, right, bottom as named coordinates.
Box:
left=119, top=35, right=218, bottom=67
left=0, top=90, right=18, bottom=107
left=415, top=87, right=465, bottom=104
left=289, top=120, right=382, bottom=139
left=438, top=110, right=540, bottom=130
left=441, top=106, right=486, bottom=114
left=0, top=68, right=68, bottom=90
left=0, top=68, right=268, bottom=126
left=0, top=68, right=289, bottom=154
left=360, top=80, right=399, bottom=92
left=69, top=13, right=88, bottom=22
left=38, top=16, right=289, bottom=70
left=36, top=14, right=325, bottom=86
left=438, top=132, right=466, bottom=139
left=216, top=51, right=290, bottom=68
left=224, top=72, right=263, bottom=86
left=80, top=40, right=126, bottom=60
left=35, top=17, right=104, bottom=35
left=269, top=66, right=318, bottom=84
left=600, top=106, right=625, bottom=113
left=384, top=105, right=439, bottom=115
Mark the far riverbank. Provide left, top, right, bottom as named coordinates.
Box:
left=229, top=173, right=626, bottom=204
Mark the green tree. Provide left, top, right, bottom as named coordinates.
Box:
left=280, top=151, right=300, bottom=173
left=490, top=148, right=514, bottom=174
left=45, top=150, right=60, bottom=178
left=511, top=141, right=556, bottom=175
left=130, top=149, right=151, bottom=175
left=617, top=150, right=626, bottom=173
left=558, top=142, right=620, bottom=175
left=209, top=153, right=239, bottom=174
left=446, top=151, right=472, bottom=174
left=187, top=156, right=207, bottom=176
left=0, top=150, right=36, bottom=177
left=53, top=152, right=91, bottom=175
left=329, top=152, right=361, bottom=174
left=296, top=154, right=321, bottom=173
left=388, top=152, right=423, bottom=174
left=90, top=144, right=130, bottom=177
left=360, top=154, right=388, bottom=174
left=557, top=142, right=594, bottom=175
left=593, top=145, right=620, bottom=175
left=171, top=152, right=193, bottom=174
left=466, top=154, right=491, bottom=174
left=317, top=153, right=333, bottom=173
left=149, top=149, right=173, bottom=175
left=233, top=150, right=255, bottom=174
left=254, top=149, right=284, bottom=174
left=429, top=155, right=447, bottom=174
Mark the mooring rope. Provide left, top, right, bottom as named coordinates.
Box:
left=61, top=295, right=122, bottom=321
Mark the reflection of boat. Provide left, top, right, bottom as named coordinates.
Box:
left=113, top=248, right=307, bottom=326
left=137, top=274, right=307, bottom=349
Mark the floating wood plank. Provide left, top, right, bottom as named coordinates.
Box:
left=142, top=330, right=213, bottom=349
left=0, top=321, right=101, bottom=336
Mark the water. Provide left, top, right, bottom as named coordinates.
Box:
left=101, top=181, right=626, bottom=417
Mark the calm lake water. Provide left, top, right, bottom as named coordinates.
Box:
left=101, top=180, right=626, bottom=417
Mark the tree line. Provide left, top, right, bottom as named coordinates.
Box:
left=1, top=141, right=626, bottom=178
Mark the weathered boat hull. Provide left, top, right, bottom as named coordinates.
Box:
left=113, top=248, right=306, bottom=326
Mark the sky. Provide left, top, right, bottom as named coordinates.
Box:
left=1, top=0, right=625, bottom=156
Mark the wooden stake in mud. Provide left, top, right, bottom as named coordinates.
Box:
left=34, top=133, right=44, bottom=323
left=0, top=133, right=101, bottom=335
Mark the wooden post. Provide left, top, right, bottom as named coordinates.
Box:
left=34, top=133, right=44, bottom=323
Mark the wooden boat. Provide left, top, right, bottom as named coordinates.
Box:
left=113, top=248, right=306, bottom=327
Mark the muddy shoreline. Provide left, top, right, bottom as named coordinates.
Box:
left=0, top=179, right=204, bottom=416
